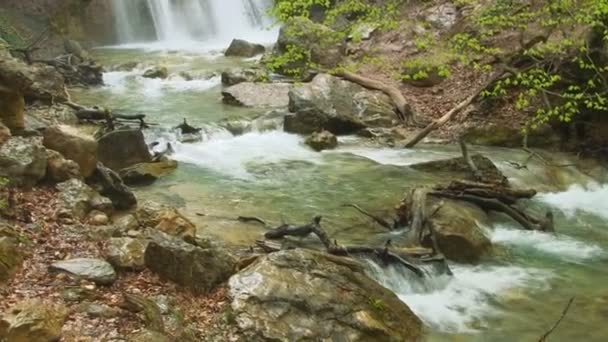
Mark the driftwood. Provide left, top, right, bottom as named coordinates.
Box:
left=334, top=71, right=416, bottom=124
left=264, top=216, right=426, bottom=277
left=342, top=203, right=397, bottom=230
left=459, top=139, right=483, bottom=182
left=65, top=100, right=150, bottom=130
left=175, top=119, right=202, bottom=134
left=538, top=297, right=574, bottom=342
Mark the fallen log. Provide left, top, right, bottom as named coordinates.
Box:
left=459, top=139, right=483, bottom=182
left=334, top=71, right=416, bottom=124
left=264, top=216, right=426, bottom=277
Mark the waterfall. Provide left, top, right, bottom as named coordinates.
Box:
left=111, top=0, right=274, bottom=46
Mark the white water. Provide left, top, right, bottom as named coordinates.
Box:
left=110, top=0, right=277, bottom=49
left=170, top=130, right=321, bottom=179
left=491, top=224, right=604, bottom=262
left=366, top=262, right=551, bottom=333
left=102, top=70, right=221, bottom=96
left=539, top=182, right=608, bottom=220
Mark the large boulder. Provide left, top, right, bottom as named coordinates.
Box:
left=0, top=56, right=66, bottom=106
left=119, top=159, right=178, bottom=186
left=425, top=199, right=493, bottom=263
left=222, top=82, right=291, bottom=108
left=97, top=129, right=152, bottom=171
left=221, top=68, right=268, bottom=86
left=0, top=237, right=22, bottom=284
left=135, top=201, right=195, bottom=240
left=49, top=258, right=117, bottom=285
left=0, top=136, right=47, bottom=187
left=0, top=299, right=68, bottom=342
left=56, top=179, right=113, bottom=219
left=285, top=74, right=396, bottom=135
left=144, top=232, right=237, bottom=294
left=305, top=130, right=338, bottom=151
left=228, top=249, right=423, bottom=341
left=276, top=17, right=345, bottom=72
left=225, top=39, right=265, bottom=57
left=45, top=149, right=81, bottom=182
left=42, top=125, right=98, bottom=178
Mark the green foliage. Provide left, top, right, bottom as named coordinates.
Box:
left=265, top=44, right=316, bottom=77
left=401, top=55, right=453, bottom=82
left=368, top=297, right=385, bottom=312
left=456, top=0, right=608, bottom=130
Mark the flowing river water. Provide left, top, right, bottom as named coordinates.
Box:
left=70, top=27, right=608, bottom=342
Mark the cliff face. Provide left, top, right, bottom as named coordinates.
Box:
left=0, top=0, right=114, bottom=55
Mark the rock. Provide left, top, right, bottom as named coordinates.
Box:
left=228, top=249, right=423, bottom=341
left=114, top=61, right=139, bottom=71
left=135, top=201, right=165, bottom=227
left=143, top=66, right=169, bottom=79
left=64, top=39, right=88, bottom=60
left=122, top=293, right=164, bottom=332
left=221, top=68, right=267, bottom=86
left=87, top=210, right=109, bottom=226
left=144, top=232, right=237, bottom=294
left=119, top=159, right=178, bottom=186
left=80, top=302, right=119, bottom=319
left=0, top=136, right=47, bottom=187
left=462, top=124, right=560, bottom=148
left=106, top=237, right=148, bottom=271
left=46, top=149, right=81, bottom=182
left=225, top=39, right=266, bottom=57
left=222, top=82, right=291, bottom=108
left=0, top=237, right=22, bottom=284
left=410, top=154, right=508, bottom=185
left=130, top=330, right=170, bottom=342
left=56, top=179, right=113, bottom=219
left=91, top=163, right=138, bottom=210
left=42, top=125, right=98, bottom=177
left=285, top=74, right=396, bottom=135
left=426, top=199, right=492, bottom=263
left=426, top=3, right=459, bottom=30
left=0, top=56, right=66, bottom=104
left=0, top=299, right=68, bottom=342
left=0, top=122, right=11, bottom=146
left=305, top=130, right=338, bottom=151
left=97, top=129, right=152, bottom=171
left=348, top=23, right=378, bottom=41
left=49, top=258, right=117, bottom=285
left=153, top=207, right=196, bottom=241
left=0, top=87, right=25, bottom=131
left=276, top=17, right=345, bottom=73
left=114, top=214, right=140, bottom=233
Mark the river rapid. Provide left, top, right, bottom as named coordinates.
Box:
left=71, top=46, right=608, bottom=341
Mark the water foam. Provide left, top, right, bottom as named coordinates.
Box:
left=490, top=224, right=603, bottom=262
left=538, top=182, right=608, bottom=220
left=367, top=262, right=550, bottom=333
left=102, top=71, right=220, bottom=96
left=170, top=130, right=321, bottom=179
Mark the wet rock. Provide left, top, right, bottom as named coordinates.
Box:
left=135, top=201, right=165, bottom=228
left=49, top=258, right=117, bottom=285
left=305, top=130, right=338, bottom=151
left=0, top=237, right=22, bottom=284
left=56, top=179, right=113, bottom=219
left=143, top=66, right=169, bottom=79
left=225, top=39, right=265, bottom=58
left=153, top=207, right=196, bottom=241
left=221, top=68, right=267, bottom=86
left=426, top=3, right=459, bottom=30
left=45, top=149, right=81, bottom=182
left=0, top=136, right=47, bottom=187
left=426, top=199, right=492, bottom=263
left=228, top=249, right=423, bottom=341
left=276, top=17, right=345, bottom=72
left=119, top=159, right=178, bottom=186
left=144, top=232, right=237, bottom=294
left=0, top=123, right=10, bottom=146
left=97, top=129, right=152, bottom=171
left=222, top=82, right=291, bottom=108
left=87, top=210, right=109, bottom=226
left=0, top=299, right=68, bottom=342
left=410, top=154, right=508, bottom=185
left=106, top=237, right=148, bottom=270
left=285, top=74, right=396, bottom=135
left=42, top=125, right=98, bottom=177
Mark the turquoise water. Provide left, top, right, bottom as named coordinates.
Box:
left=72, top=47, right=608, bottom=341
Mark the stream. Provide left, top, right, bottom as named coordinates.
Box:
left=70, top=3, right=608, bottom=339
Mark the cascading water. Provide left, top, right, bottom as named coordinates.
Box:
left=110, top=0, right=275, bottom=47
